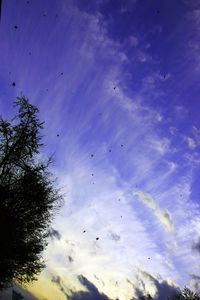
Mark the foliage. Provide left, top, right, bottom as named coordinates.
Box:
left=0, top=96, right=62, bottom=289
left=138, top=287, right=200, bottom=300
left=171, top=288, right=200, bottom=300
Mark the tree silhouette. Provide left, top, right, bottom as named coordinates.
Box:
left=0, top=96, right=62, bottom=289
left=138, top=287, right=200, bottom=300
left=170, top=287, right=200, bottom=300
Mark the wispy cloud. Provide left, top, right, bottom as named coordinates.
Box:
left=1, top=1, right=200, bottom=299
left=134, top=191, right=174, bottom=232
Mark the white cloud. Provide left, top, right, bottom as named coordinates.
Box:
left=148, top=137, right=171, bottom=155
left=10, top=1, right=200, bottom=299
left=134, top=191, right=174, bottom=232
left=183, top=126, right=200, bottom=150
left=186, top=137, right=196, bottom=149
left=169, top=126, right=178, bottom=135
left=129, top=36, right=139, bottom=47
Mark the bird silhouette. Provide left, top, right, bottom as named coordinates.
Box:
left=68, top=256, right=73, bottom=262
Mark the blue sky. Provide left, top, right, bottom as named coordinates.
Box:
left=1, top=1, right=200, bottom=299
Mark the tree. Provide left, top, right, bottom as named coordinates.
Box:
left=138, top=287, right=200, bottom=300
left=0, top=96, right=62, bottom=289
left=170, top=288, right=200, bottom=300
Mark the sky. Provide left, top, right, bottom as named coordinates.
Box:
left=0, top=0, right=200, bottom=299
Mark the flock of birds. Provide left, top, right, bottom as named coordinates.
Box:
left=0, top=0, right=165, bottom=88
left=0, top=0, right=167, bottom=267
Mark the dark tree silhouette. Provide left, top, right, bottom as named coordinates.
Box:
left=0, top=96, right=62, bottom=289
left=170, top=287, right=200, bottom=300
left=138, top=287, right=200, bottom=300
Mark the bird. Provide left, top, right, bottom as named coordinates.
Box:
left=96, top=237, right=99, bottom=241
left=56, top=134, right=59, bottom=137
left=61, top=72, right=63, bottom=75
left=68, top=256, right=73, bottom=262
left=83, top=230, right=86, bottom=233
left=12, top=82, right=16, bottom=87
left=14, top=25, right=18, bottom=29
left=91, top=154, right=94, bottom=158
left=109, top=149, right=111, bottom=152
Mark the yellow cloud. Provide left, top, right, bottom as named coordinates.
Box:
left=25, top=272, right=85, bottom=300
left=25, top=276, right=66, bottom=300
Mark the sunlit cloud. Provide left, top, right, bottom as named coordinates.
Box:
left=133, top=191, right=173, bottom=232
